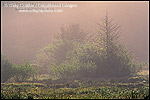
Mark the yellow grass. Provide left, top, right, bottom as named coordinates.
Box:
left=138, top=70, right=149, bottom=76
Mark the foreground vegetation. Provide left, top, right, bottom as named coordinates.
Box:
left=1, top=71, right=149, bottom=99
left=1, top=81, right=149, bottom=99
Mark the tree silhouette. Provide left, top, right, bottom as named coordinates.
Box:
left=88, top=12, right=134, bottom=78
left=96, top=12, right=121, bottom=57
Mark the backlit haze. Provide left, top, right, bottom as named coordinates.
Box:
left=1, top=1, right=149, bottom=64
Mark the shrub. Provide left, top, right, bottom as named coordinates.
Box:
left=1, top=55, right=14, bottom=83
left=13, top=60, right=36, bottom=82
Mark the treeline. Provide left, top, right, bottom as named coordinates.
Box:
left=1, top=14, right=146, bottom=83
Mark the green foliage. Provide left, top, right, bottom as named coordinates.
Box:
left=33, top=16, right=145, bottom=79
left=1, top=83, right=149, bottom=99
left=13, top=59, right=36, bottom=82
left=1, top=55, right=13, bottom=83
left=95, top=43, right=133, bottom=77
left=51, top=57, right=96, bottom=79
left=34, top=39, right=76, bottom=75
left=1, top=55, right=37, bottom=83
left=85, top=13, right=143, bottom=78
left=33, top=24, right=88, bottom=75
left=66, top=40, right=138, bottom=78
left=65, top=42, right=101, bottom=78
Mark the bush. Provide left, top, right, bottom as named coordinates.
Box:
left=13, top=60, right=36, bottom=82
left=1, top=55, right=14, bottom=83
left=51, top=57, right=96, bottom=79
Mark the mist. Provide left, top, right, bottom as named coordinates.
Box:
left=1, top=1, right=149, bottom=63
left=1, top=2, right=149, bottom=99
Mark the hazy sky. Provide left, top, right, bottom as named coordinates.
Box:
left=1, top=1, right=149, bottom=63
